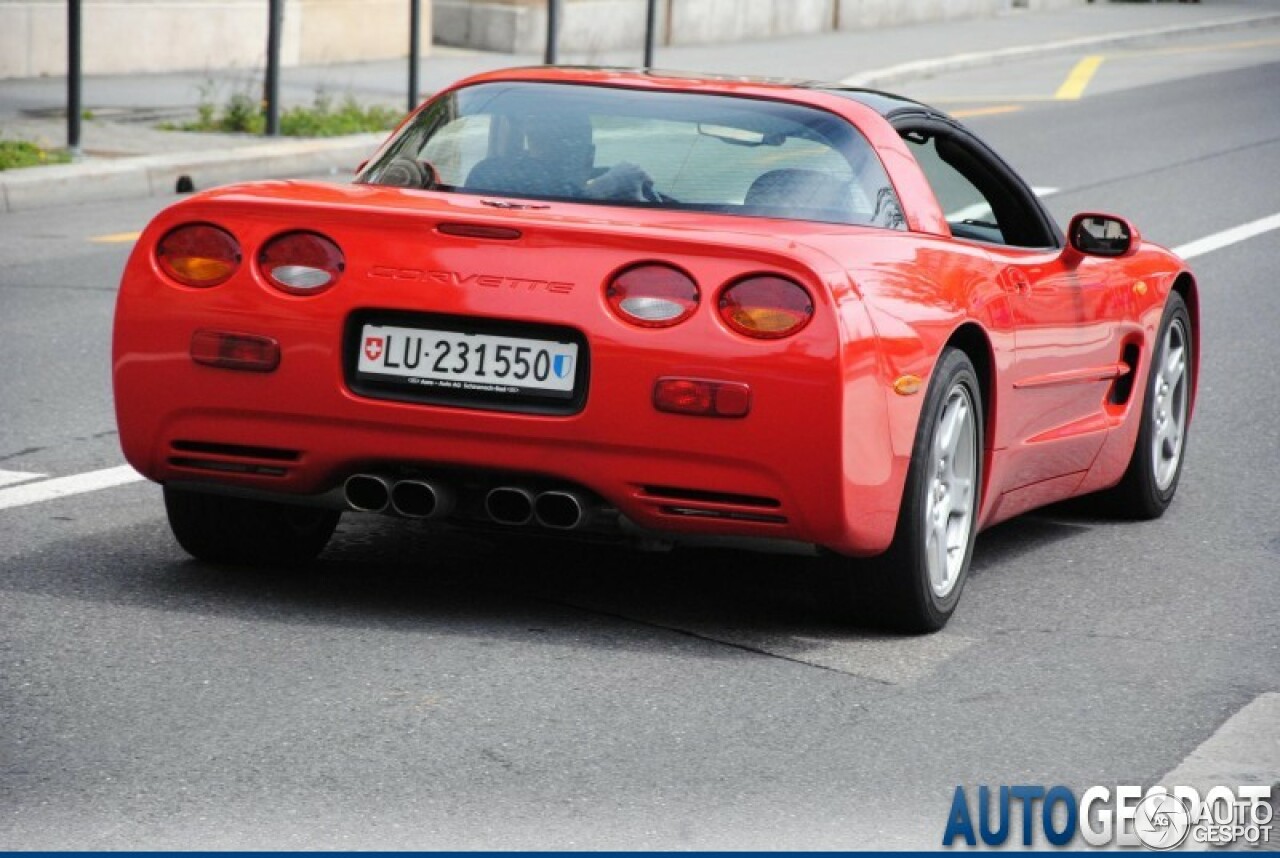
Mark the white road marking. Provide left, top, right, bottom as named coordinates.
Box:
left=0, top=469, right=45, bottom=488
left=1173, top=212, right=1280, bottom=261
left=0, top=465, right=144, bottom=511
left=1159, top=691, right=1280, bottom=792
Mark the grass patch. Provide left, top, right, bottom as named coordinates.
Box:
left=0, top=139, right=72, bottom=170
left=168, top=89, right=402, bottom=137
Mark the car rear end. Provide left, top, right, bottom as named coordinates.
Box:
left=113, top=185, right=893, bottom=553
left=113, top=72, right=907, bottom=558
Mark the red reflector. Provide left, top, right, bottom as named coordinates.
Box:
left=653, top=378, right=751, bottom=418
left=437, top=222, right=522, bottom=240
left=190, top=330, right=280, bottom=372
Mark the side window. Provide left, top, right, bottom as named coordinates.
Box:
left=903, top=133, right=1005, bottom=245
left=901, top=129, right=1056, bottom=248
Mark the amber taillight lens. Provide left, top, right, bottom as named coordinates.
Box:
left=606, top=264, right=699, bottom=328
left=718, top=275, right=814, bottom=339
left=259, top=231, right=345, bottom=295
left=156, top=223, right=240, bottom=287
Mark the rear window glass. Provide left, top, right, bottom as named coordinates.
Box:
left=359, top=81, right=904, bottom=229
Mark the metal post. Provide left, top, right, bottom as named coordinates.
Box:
left=545, top=0, right=561, bottom=65
left=264, top=0, right=284, bottom=136
left=68, top=0, right=82, bottom=156
left=643, top=0, right=658, bottom=68
left=408, top=0, right=421, bottom=111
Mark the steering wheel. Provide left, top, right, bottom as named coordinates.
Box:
left=641, top=181, right=678, bottom=204
left=380, top=158, right=437, bottom=190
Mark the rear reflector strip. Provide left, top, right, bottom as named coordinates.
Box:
left=653, top=377, right=751, bottom=418
left=437, top=223, right=522, bottom=240
left=190, top=330, right=280, bottom=372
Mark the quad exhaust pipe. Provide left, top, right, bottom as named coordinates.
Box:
left=484, top=486, right=536, bottom=526
left=344, top=474, right=454, bottom=520
left=346, top=474, right=595, bottom=530
left=344, top=473, right=392, bottom=513
left=487, top=486, right=594, bottom=530
left=533, top=489, right=592, bottom=530
left=390, top=479, right=455, bottom=520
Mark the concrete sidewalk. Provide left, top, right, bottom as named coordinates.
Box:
left=2, top=0, right=1278, bottom=213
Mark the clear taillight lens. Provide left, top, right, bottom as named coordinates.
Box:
left=718, top=275, right=814, bottom=339
left=259, top=231, right=345, bottom=295
left=156, top=223, right=240, bottom=287
left=606, top=264, right=699, bottom=328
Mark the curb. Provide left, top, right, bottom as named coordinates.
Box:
left=0, top=132, right=382, bottom=214
left=841, top=10, right=1280, bottom=88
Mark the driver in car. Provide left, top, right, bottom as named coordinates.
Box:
left=520, top=112, right=655, bottom=202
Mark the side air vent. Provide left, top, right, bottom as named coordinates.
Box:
left=658, top=506, right=787, bottom=524
left=640, top=485, right=781, bottom=509
left=170, top=440, right=300, bottom=461
left=167, top=440, right=301, bottom=478
left=1110, top=342, right=1142, bottom=405
left=638, top=485, right=787, bottom=524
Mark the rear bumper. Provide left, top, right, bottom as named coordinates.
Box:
left=116, top=324, right=905, bottom=556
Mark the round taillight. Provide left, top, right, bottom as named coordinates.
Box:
left=718, top=275, right=814, bottom=339
left=259, top=231, right=345, bottom=294
left=156, top=223, right=240, bottom=287
left=606, top=264, right=699, bottom=328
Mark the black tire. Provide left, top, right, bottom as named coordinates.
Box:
left=163, top=486, right=340, bottom=567
left=818, top=348, right=984, bottom=633
left=1100, top=292, right=1193, bottom=520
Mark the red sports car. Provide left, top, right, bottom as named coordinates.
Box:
left=112, top=67, right=1198, bottom=632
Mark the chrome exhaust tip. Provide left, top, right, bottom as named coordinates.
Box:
left=534, top=490, right=591, bottom=530
left=484, top=486, right=535, bottom=526
left=344, top=473, right=392, bottom=513
left=390, top=479, right=455, bottom=520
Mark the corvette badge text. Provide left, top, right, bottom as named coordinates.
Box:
left=943, top=784, right=1273, bottom=849
left=368, top=266, right=575, bottom=294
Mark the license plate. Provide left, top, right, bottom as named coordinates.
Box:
left=356, top=323, right=579, bottom=397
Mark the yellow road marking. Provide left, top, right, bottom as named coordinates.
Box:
left=926, top=95, right=1059, bottom=104
left=949, top=105, right=1024, bottom=119
left=89, top=231, right=141, bottom=244
left=1055, top=55, right=1105, bottom=100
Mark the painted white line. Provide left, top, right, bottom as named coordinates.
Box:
left=0, top=465, right=144, bottom=511
left=1173, top=212, right=1280, bottom=261
left=0, top=469, right=45, bottom=488
left=839, top=12, right=1280, bottom=88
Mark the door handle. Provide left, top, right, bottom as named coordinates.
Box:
left=1001, top=267, right=1031, bottom=294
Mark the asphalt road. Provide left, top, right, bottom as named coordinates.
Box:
left=2, top=35, right=1279, bottom=850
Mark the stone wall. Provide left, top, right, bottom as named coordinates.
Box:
left=0, top=0, right=431, bottom=79
left=432, top=0, right=1087, bottom=54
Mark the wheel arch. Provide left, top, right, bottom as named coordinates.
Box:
left=943, top=322, right=997, bottom=511
left=944, top=322, right=995, bottom=450
left=1169, top=270, right=1200, bottom=418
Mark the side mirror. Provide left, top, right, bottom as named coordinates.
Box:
left=356, top=159, right=369, bottom=174
left=1068, top=212, right=1140, bottom=258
